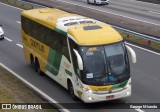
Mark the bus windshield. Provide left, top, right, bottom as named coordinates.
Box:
left=79, top=42, right=130, bottom=86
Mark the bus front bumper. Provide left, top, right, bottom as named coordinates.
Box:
left=82, top=86, right=131, bottom=103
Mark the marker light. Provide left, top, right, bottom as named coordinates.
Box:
left=125, top=82, right=131, bottom=89
left=88, top=97, right=94, bottom=101
left=126, top=92, right=130, bottom=96
left=83, top=86, right=93, bottom=94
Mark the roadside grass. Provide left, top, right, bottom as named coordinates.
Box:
left=119, top=31, right=160, bottom=51
left=0, top=0, right=37, bottom=9
left=0, top=86, right=14, bottom=103
left=0, top=66, right=58, bottom=112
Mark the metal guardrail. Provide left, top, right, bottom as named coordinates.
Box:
left=17, top=0, right=46, bottom=8
left=4, top=0, right=160, bottom=44
left=113, top=25, right=160, bottom=44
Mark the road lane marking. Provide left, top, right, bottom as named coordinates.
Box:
left=16, top=40, right=160, bottom=57
left=1, top=1, right=160, bottom=57
left=1, top=0, right=160, bottom=26
left=4, top=37, right=12, bottom=42
left=132, top=0, right=160, bottom=6
left=0, top=62, right=70, bottom=112
left=0, top=2, right=159, bottom=112
left=56, top=0, right=160, bottom=26
left=135, top=109, right=145, bottom=112
left=0, top=2, right=23, bottom=10
left=16, top=44, right=23, bottom=48
left=126, top=42, right=160, bottom=56
left=12, top=21, right=160, bottom=56
left=148, top=11, right=160, bottom=15
left=17, top=21, right=21, bottom=24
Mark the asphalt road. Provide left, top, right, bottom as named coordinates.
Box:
left=0, top=2, right=160, bottom=112
left=137, top=0, right=160, bottom=4
left=26, top=0, right=160, bottom=37
left=57, top=0, right=160, bottom=25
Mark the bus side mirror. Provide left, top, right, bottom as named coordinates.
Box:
left=126, top=45, right=137, bottom=63
left=73, top=49, right=83, bottom=70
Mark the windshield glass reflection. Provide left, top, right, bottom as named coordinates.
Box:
left=79, top=42, right=130, bottom=86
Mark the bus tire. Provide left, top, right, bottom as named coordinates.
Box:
left=87, top=0, right=90, bottom=4
left=94, top=0, right=97, bottom=5
left=68, top=80, right=77, bottom=100
left=30, top=54, right=35, bottom=69
left=35, top=58, right=43, bottom=75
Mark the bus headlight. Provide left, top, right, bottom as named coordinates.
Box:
left=126, top=91, right=130, bottom=96
left=88, top=96, right=94, bottom=101
left=88, top=89, right=93, bottom=94
left=125, top=82, right=131, bottom=89
left=83, top=86, right=93, bottom=94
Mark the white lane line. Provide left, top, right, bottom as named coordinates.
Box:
left=1, top=0, right=160, bottom=26
left=16, top=44, right=23, bottom=48
left=17, top=21, right=21, bottom=24
left=148, top=11, right=160, bottom=15
left=0, top=3, right=159, bottom=111
left=56, top=0, right=160, bottom=26
left=1, top=1, right=160, bottom=56
left=16, top=42, right=160, bottom=56
left=0, top=62, right=70, bottom=112
left=132, top=0, right=160, bottom=6
left=126, top=42, right=160, bottom=56
left=4, top=37, right=12, bottom=42
left=0, top=2, right=23, bottom=10
left=135, top=109, right=145, bottom=112
left=16, top=41, right=160, bottom=57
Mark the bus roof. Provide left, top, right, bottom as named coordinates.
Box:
left=22, top=8, right=123, bottom=46
left=22, top=8, right=79, bottom=29
left=68, top=24, right=122, bottom=46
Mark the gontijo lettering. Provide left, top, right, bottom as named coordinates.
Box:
left=30, top=39, right=44, bottom=53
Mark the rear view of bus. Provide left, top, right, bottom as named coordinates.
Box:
left=21, top=8, right=136, bottom=103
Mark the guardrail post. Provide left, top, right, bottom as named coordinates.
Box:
left=127, top=34, right=130, bottom=38
left=148, top=40, right=151, bottom=45
left=14, top=0, right=17, bottom=4
left=22, top=3, right=24, bottom=7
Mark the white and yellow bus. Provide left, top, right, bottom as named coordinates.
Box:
left=21, top=8, right=136, bottom=103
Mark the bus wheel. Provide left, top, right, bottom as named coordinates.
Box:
left=30, top=55, right=35, bottom=68
left=35, top=59, right=43, bottom=75
left=94, top=0, right=97, bottom=5
left=87, top=0, right=90, bottom=4
left=68, top=81, right=76, bottom=100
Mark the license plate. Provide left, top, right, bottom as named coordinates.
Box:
left=106, top=95, right=114, bottom=99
